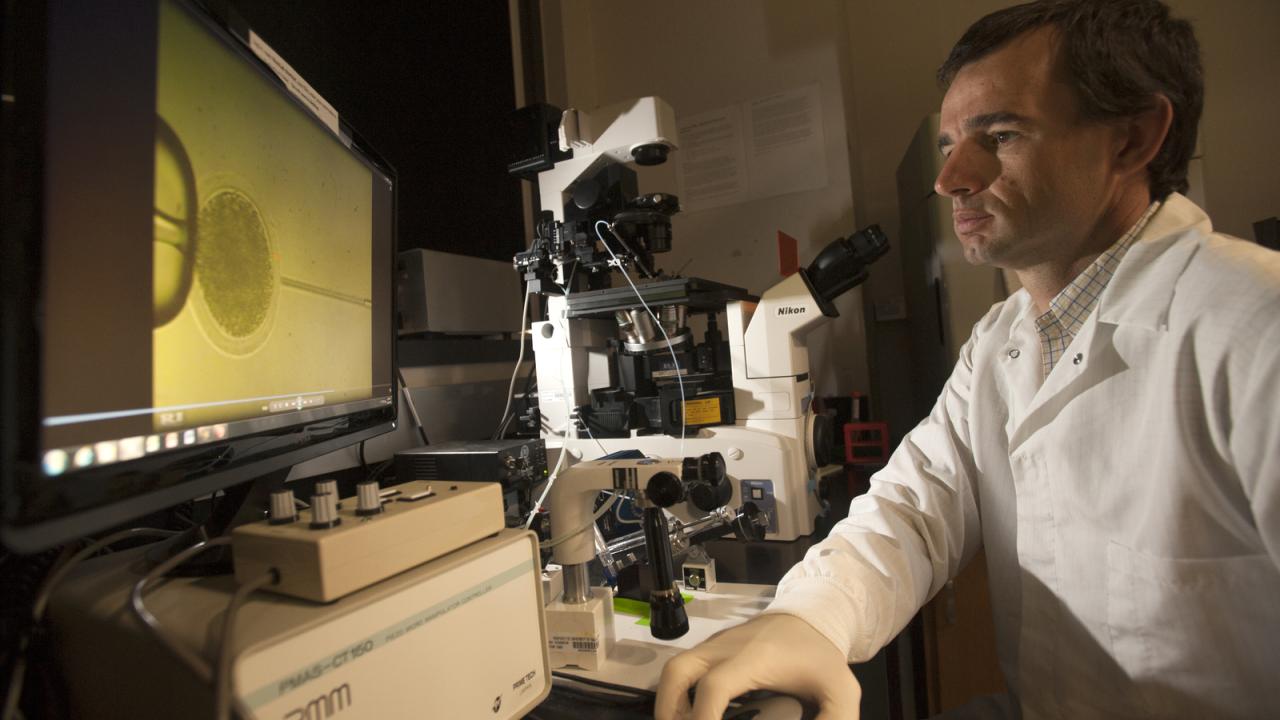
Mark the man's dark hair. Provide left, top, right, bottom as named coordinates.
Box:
left=937, top=0, right=1203, bottom=200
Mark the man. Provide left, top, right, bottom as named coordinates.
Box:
left=655, top=1, right=1280, bottom=718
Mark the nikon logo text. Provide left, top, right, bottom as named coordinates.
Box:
left=777, top=306, right=806, bottom=316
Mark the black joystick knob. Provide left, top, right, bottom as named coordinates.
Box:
left=733, top=502, right=769, bottom=542
left=649, top=589, right=690, bottom=640
left=642, top=507, right=688, bottom=640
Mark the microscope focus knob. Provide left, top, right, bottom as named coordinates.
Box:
left=268, top=488, right=298, bottom=525
left=355, top=480, right=384, bottom=517
left=684, top=452, right=731, bottom=512
left=682, top=452, right=726, bottom=484
left=645, top=471, right=685, bottom=508
left=688, top=477, right=732, bottom=513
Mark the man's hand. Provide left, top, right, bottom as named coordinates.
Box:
left=653, top=614, right=861, bottom=720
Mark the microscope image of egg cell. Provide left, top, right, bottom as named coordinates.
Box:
left=151, top=0, right=374, bottom=426
left=153, top=117, right=197, bottom=328
left=195, top=187, right=277, bottom=352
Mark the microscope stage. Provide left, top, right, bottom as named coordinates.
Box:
left=564, top=277, right=755, bottom=318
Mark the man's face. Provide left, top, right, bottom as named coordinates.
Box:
left=935, top=28, right=1119, bottom=269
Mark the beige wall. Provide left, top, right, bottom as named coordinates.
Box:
left=1171, top=0, right=1280, bottom=239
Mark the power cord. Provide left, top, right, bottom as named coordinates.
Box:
left=522, top=282, right=584, bottom=530
left=2, top=527, right=180, bottom=720
left=539, top=492, right=626, bottom=550
left=215, top=569, right=279, bottom=720
left=396, top=367, right=430, bottom=446
left=494, top=288, right=533, bottom=439
left=128, top=536, right=265, bottom=719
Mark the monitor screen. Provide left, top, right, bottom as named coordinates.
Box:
left=1, top=0, right=398, bottom=551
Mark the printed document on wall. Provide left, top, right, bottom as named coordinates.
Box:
left=746, top=84, right=828, bottom=199
left=676, top=84, right=829, bottom=212
left=676, top=106, right=750, bottom=212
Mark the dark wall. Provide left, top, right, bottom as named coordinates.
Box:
left=226, top=0, right=526, bottom=262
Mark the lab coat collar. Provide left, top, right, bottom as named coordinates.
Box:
left=1095, top=193, right=1211, bottom=331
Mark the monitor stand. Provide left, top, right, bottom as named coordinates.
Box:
left=156, top=467, right=291, bottom=576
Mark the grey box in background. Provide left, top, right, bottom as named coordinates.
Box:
left=394, top=438, right=547, bottom=491
left=396, top=248, right=522, bottom=335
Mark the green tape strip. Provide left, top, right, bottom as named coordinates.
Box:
left=612, top=593, right=694, bottom=626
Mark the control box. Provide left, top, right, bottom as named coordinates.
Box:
left=233, top=480, right=503, bottom=602
left=395, top=438, right=548, bottom=491
left=50, top=530, right=550, bottom=720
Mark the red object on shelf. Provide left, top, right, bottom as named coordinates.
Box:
left=843, top=421, right=889, bottom=464
left=777, top=231, right=799, bottom=277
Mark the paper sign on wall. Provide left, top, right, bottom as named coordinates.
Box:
left=677, top=83, right=829, bottom=212
left=675, top=106, right=750, bottom=212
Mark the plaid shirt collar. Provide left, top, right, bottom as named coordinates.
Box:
left=1034, top=201, right=1161, bottom=377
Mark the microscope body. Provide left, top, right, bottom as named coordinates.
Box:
left=512, top=95, right=886, bottom=545
left=532, top=270, right=844, bottom=542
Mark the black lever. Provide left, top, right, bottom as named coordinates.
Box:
left=642, top=505, right=689, bottom=640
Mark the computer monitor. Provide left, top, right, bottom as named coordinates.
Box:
left=0, top=0, right=398, bottom=552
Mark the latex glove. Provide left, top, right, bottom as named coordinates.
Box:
left=653, top=613, right=861, bottom=720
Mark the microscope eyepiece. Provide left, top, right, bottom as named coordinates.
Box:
left=803, top=224, right=891, bottom=317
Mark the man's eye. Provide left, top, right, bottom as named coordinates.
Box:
left=992, top=131, right=1017, bottom=145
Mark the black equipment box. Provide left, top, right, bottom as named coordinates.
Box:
left=394, top=439, right=548, bottom=490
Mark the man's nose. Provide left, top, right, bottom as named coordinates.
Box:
left=934, top=140, right=994, bottom=198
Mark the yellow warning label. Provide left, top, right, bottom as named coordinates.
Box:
left=683, top=398, right=722, bottom=425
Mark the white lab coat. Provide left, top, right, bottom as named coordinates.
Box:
left=766, top=194, right=1280, bottom=719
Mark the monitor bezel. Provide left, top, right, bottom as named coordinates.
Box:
left=0, top=0, right=400, bottom=553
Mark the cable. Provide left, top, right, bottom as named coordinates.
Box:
left=32, top=528, right=179, bottom=623
left=552, top=671, right=655, bottom=699
left=3, top=528, right=180, bottom=720
left=215, top=570, right=279, bottom=720
left=366, top=457, right=394, bottom=484
left=494, top=288, right=533, bottom=440
left=539, top=492, right=624, bottom=550
left=594, top=221, right=687, bottom=458
left=129, top=536, right=261, bottom=720
left=522, top=278, right=583, bottom=529
left=131, top=536, right=233, bottom=683
left=524, top=441, right=569, bottom=530
left=573, top=408, right=611, bottom=460
left=396, top=367, right=429, bottom=446
left=607, top=233, right=656, bottom=279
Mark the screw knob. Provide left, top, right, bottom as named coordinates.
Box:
left=269, top=489, right=298, bottom=525
left=310, top=492, right=342, bottom=529
left=356, top=480, right=384, bottom=516
left=315, top=479, right=342, bottom=509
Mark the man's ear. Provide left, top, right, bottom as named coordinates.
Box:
left=1115, top=94, right=1174, bottom=178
